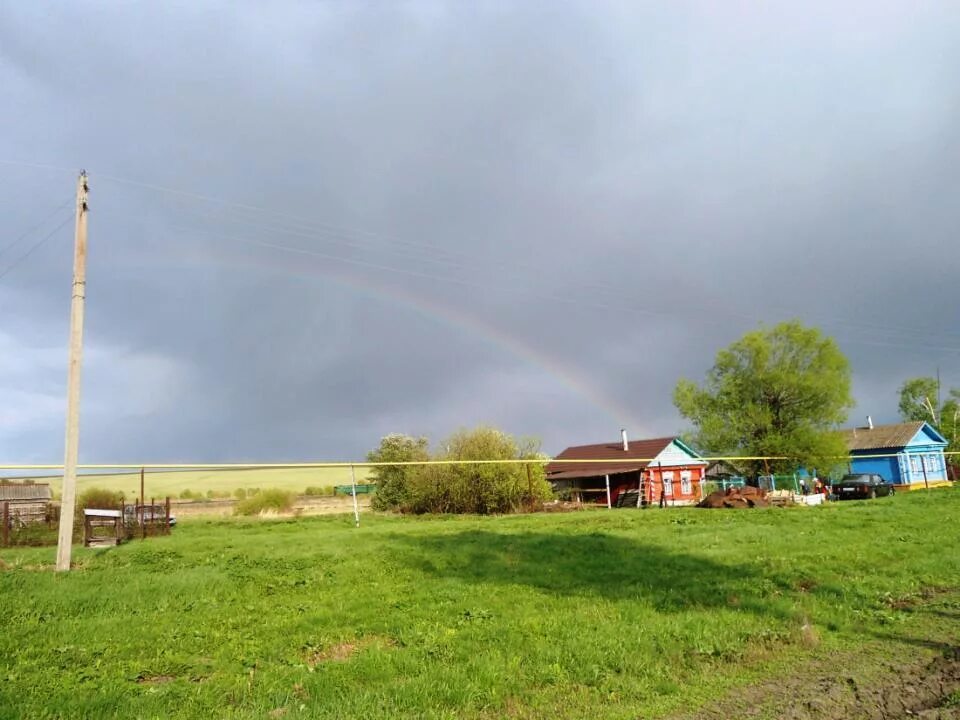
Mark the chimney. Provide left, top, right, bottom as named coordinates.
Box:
left=621, top=428, right=629, bottom=451
left=867, top=415, right=874, bottom=430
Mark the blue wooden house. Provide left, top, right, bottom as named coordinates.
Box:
left=839, top=420, right=949, bottom=488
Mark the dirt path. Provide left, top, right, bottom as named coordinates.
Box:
left=171, top=495, right=371, bottom=519
left=675, top=590, right=960, bottom=720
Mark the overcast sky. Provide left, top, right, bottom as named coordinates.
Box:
left=1, top=2, right=958, bottom=464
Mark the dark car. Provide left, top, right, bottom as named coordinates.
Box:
left=123, top=504, right=176, bottom=526
left=833, top=473, right=895, bottom=500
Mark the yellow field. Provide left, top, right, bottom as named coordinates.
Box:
left=40, top=466, right=372, bottom=498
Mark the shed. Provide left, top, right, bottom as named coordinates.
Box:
left=547, top=435, right=707, bottom=506
left=0, top=482, right=53, bottom=520
left=839, top=421, right=949, bottom=489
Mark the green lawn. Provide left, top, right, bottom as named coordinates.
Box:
left=37, top=466, right=371, bottom=498
left=1, top=487, right=958, bottom=719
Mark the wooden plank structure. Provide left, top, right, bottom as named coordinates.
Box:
left=83, top=508, right=124, bottom=548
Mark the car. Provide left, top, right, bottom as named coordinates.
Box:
left=832, top=473, right=895, bottom=500
left=123, top=504, right=177, bottom=526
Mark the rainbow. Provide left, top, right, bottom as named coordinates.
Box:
left=182, top=236, right=645, bottom=432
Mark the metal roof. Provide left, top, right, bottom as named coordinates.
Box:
left=546, top=437, right=679, bottom=480
left=0, top=483, right=53, bottom=501
left=840, top=421, right=937, bottom=451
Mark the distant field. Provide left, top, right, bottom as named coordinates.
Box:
left=2, top=487, right=958, bottom=719
left=37, top=466, right=372, bottom=498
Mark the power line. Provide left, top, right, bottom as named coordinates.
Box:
left=0, top=198, right=73, bottom=260
left=0, top=214, right=73, bottom=283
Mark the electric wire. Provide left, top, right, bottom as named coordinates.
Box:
left=0, top=214, right=74, bottom=283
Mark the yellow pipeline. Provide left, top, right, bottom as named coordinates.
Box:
left=0, top=450, right=956, bottom=471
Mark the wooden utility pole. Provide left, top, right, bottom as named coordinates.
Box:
left=55, top=171, right=89, bottom=572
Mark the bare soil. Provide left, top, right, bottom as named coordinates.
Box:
left=676, top=591, right=960, bottom=720
left=171, top=495, right=370, bottom=519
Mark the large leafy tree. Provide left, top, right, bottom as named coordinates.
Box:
left=674, top=321, right=854, bottom=475
left=898, top=377, right=960, bottom=464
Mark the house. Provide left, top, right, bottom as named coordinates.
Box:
left=546, top=432, right=707, bottom=506
left=0, top=482, right=53, bottom=521
left=839, top=420, right=950, bottom=489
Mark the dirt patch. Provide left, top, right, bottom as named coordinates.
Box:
left=172, top=495, right=371, bottom=520
left=303, top=635, right=395, bottom=667
left=677, top=642, right=960, bottom=720
left=698, top=486, right=771, bottom=509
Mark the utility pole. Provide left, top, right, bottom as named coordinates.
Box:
left=55, top=171, right=89, bottom=572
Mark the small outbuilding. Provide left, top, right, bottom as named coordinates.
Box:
left=547, top=433, right=707, bottom=506
left=0, top=482, right=53, bottom=520
left=839, top=420, right=949, bottom=489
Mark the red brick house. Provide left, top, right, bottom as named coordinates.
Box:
left=546, top=433, right=707, bottom=507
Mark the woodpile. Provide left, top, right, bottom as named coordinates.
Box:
left=697, top=485, right=770, bottom=509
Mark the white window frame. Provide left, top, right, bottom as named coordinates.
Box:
left=662, top=471, right=674, bottom=496
left=680, top=470, right=692, bottom=495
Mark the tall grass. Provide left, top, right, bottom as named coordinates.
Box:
left=1, top=486, right=958, bottom=719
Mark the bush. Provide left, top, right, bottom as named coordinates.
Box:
left=179, top=489, right=198, bottom=500
left=233, top=488, right=247, bottom=500
left=304, top=486, right=333, bottom=497
left=233, top=488, right=295, bottom=516
left=376, top=427, right=552, bottom=515
left=368, top=434, right=430, bottom=511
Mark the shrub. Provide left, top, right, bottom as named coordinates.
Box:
left=179, top=489, right=198, bottom=500
left=380, top=427, right=552, bottom=515
left=233, top=488, right=247, bottom=500
left=233, top=488, right=295, bottom=516
left=368, top=434, right=430, bottom=511
left=304, top=486, right=333, bottom=497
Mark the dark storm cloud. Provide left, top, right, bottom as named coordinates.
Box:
left=1, top=2, right=958, bottom=463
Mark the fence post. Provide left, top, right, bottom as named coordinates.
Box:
left=349, top=466, right=360, bottom=528
left=165, top=497, right=170, bottom=535
left=2, top=501, right=8, bottom=547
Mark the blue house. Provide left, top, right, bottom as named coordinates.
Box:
left=840, top=420, right=949, bottom=488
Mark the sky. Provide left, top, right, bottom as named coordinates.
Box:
left=1, top=1, right=958, bottom=464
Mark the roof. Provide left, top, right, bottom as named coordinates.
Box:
left=840, top=421, right=946, bottom=451
left=546, top=437, right=686, bottom=480
left=0, top=483, right=52, bottom=502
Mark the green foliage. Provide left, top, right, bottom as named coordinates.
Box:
left=179, top=489, right=200, bottom=500
left=304, top=485, right=333, bottom=497
left=2, top=488, right=960, bottom=718
left=898, top=377, right=960, bottom=458
left=233, top=488, right=247, bottom=500
left=76, top=487, right=124, bottom=514
left=674, top=321, right=853, bottom=475
left=404, top=427, right=552, bottom=514
left=898, top=377, right=940, bottom=423
left=368, top=434, right=430, bottom=511
left=233, top=488, right=295, bottom=516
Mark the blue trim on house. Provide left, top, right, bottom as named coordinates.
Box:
left=848, top=422, right=948, bottom=485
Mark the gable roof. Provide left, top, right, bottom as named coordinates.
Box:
left=0, top=483, right=52, bottom=502
left=840, top=421, right=946, bottom=451
left=546, top=437, right=695, bottom=480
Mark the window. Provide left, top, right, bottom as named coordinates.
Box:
left=680, top=470, right=692, bottom=495
left=662, top=472, right=674, bottom=496
left=910, top=455, right=922, bottom=476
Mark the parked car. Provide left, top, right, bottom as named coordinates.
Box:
left=832, top=473, right=895, bottom=500
left=123, top=504, right=176, bottom=526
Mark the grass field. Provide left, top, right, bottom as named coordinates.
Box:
left=31, top=466, right=373, bottom=498
left=1, top=488, right=958, bottom=719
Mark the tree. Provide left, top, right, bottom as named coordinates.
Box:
left=898, top=378, right=960, bottom=468
left=367, top=434, right=429, bottom=511
left=897, top=377, right=940, bottom=424
left=674, top=321, right=854, bottom=475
